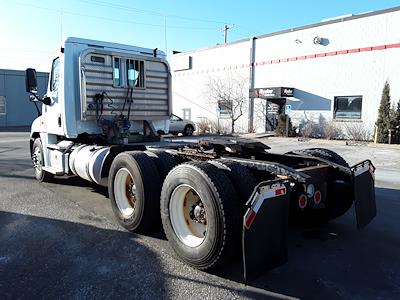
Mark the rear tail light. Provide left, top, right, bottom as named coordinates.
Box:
left=298, top=194, right=307, bottom=209
left=314, top=190, right=322, bottom=204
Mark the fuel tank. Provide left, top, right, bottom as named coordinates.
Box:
left=69, top=145, right=110, bottom=186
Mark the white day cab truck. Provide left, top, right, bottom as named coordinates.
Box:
left=26, top=37, right=376, bottom=282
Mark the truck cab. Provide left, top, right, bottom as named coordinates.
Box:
left=27, top=37, right=171, bottom=177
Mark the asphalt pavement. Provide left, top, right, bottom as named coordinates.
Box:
left=0, top=132, right=399, bottom=299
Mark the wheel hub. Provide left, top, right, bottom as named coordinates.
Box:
left=114, top=168, right=136, bottom=217
left=190, top=202, right=207, bottom=224
left=32, top=148, right=42, bottom=172
left=169, top=184, right=208, bottom=248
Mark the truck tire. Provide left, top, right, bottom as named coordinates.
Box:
left=31, top=138, right=54, bottom=182
left=144, top=150, right=178, bottom=180
left=108, top=151, right=161, bottom=233
left=288, top=148, right=352, bottom=224
left=208, top=160, right=259, bottom=207
left=160, top=162, right=241, bottom=270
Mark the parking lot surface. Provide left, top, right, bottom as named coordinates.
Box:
left=0, top=132, right=399, bottom=299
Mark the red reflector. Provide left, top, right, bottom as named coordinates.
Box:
left=298, top=195, right=307, bottom=209
left=314, top=191, right=322, bottom=204
left=275, top=187, right=286, bottom=196
left=245, top=210, right=257, bottom=229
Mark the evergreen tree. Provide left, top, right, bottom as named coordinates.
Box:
left=394, top=100, right=400, bottom=129
left=392, top=100, right=400, bottom=144
left=375, top=81, right=391, bottom=143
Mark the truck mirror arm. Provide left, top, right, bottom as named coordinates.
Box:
left=29, top=93, right=51, bottom=106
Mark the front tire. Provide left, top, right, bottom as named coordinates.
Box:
left=183, top=125, right=194, bottom=136
left=31, top=138, right=53, bottom=182
left=108, top=151, right=161, bottom=233
left=161, top=162, right=241, bottom=270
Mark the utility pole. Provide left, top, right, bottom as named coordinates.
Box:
left=223, top=24, right=230, bottom=43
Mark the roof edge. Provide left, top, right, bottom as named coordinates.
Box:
left=173, top=5, right=400, bottom=57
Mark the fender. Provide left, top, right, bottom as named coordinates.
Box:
left=30, top=116, right=46, bottom=139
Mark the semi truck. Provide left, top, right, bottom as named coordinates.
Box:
left=26, top=37, right=376, bottom=282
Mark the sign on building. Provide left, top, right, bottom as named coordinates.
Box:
left=249, top=87, right=294, bottom=99
left=217, top=100, right=232, bottom=119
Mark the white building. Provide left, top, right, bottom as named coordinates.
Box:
left=171, top=6, right=400, bottom=136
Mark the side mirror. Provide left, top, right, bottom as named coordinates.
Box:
left=25, top=68, right=38, bottom=93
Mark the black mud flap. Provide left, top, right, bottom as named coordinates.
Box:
left=352, top=160, right=376, bottom=229
left=242, top=180, right=290, bottom=284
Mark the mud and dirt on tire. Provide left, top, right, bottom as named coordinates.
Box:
left=108, top=151, right=161, bottom=233
left=160, top=161, right=241, bottom=270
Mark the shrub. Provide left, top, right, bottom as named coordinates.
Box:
left=323, top=121, right=343, bottom=140
left=275, top=113, right=297, bottom=137
left=196, top=118, right=211, bottom=134
left=344, top=123, right=371, bottom=141
left=209, top=119, right=230, bottom=134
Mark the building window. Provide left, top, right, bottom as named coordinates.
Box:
left=182, top=108, right=191, bottom=120
left=127, top=59, right=145, bottom=88
left=113, top=57, right=121, bottom=86
left=0, top=96, right=5, bottom=114
left=333, top=96, right=362, bottom=119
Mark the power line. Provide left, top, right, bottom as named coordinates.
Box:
left=2, top=0, right=220, bottom=31
left=74, top=0, right=228, bottom=24
left=173, top=92, right=217, bottom=116
left=0, top=48, right=52, bottom=54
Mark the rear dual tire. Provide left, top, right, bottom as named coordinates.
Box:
left=160, top=162, right=244, bottom=269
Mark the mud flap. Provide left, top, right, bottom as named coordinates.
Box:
left=242, top=180, right=290, bottom=284
left=352, top=160, right=376, bottom=229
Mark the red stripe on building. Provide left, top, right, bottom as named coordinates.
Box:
left=372, top=45, right=386, bottom=50
left=360, top=47, right=372, bottom=52
left=175, top=42, right=400, bottom=75
left=348, top=48, right=360, bottom=53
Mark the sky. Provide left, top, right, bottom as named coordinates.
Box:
left=1, top=0, right=400, bottom=71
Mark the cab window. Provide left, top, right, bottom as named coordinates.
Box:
left=50, top=57, right=60, bottom=101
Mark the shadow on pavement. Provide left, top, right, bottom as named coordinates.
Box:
left=210, top=187, right=400, bottom=299
left=0, top=211, right=286, bottom=300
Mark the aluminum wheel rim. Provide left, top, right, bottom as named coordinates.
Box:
left=32, top=146, right=42, bottom=175
left=170, top=184, right=207, bottom=248
left=114, top=168, right=137, bottom=217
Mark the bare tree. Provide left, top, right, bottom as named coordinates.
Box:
left=205, top=74, right=247, bottom=133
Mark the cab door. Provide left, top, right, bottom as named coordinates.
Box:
left=43, top=57, right=64, bottom=136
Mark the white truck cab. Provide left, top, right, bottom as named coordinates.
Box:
left=27, top=37, right=171, bottom=180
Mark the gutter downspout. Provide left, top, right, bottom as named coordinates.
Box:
left=248, top=37, right=257, bottom=132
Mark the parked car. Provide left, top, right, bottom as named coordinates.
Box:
left=169, top=114, right=196, bottom=136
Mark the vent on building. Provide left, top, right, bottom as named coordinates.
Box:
left=0, top=96, right=5, bottom=114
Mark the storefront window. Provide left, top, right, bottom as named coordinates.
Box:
left=333, top=96, right=362, bottom=119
